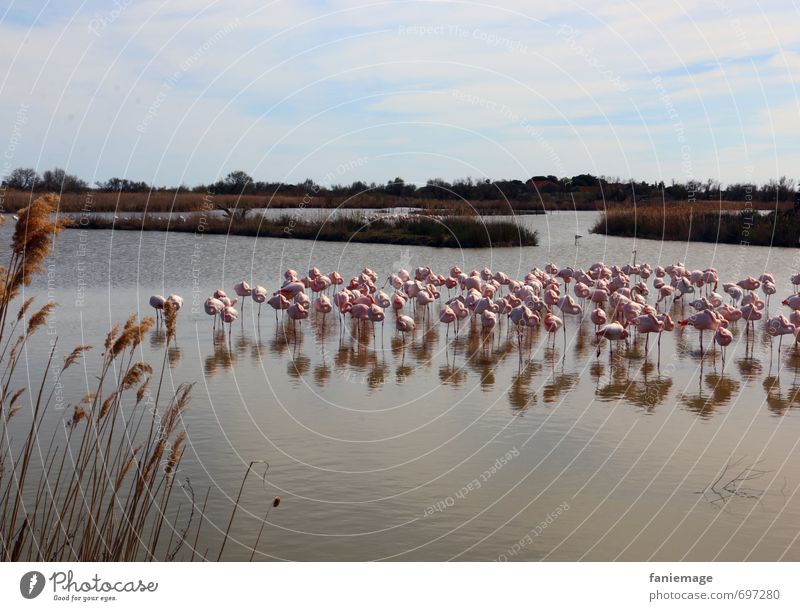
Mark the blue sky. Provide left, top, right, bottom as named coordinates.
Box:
left=1, top=0, right=798, bottom=187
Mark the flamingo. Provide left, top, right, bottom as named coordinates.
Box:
left=368, top=304, right=385, bottom=340
left=761, top=281, right=777, bottom=309
left=714, top=326, right=733, bottom=365
left=234, top=281, right=252, bottom=318
left=766, top=315, right=796, bottom=353
left=633, top=312, right=664, bottom=353
left=439, top=305, right=456, bottom=339
left=782, top=294, right=800, bottom=310
left=396, top=315, right=416, bottom=342
left=314, top=295, right=333, bottom=327
left=251, top=285, right=267, bottom=320
left=596, top=322, right=629, bottom=358
left=267, top=293, right=290, bottom=323
left=679, top=309, right=724, bottom=356
left=221, top=305, right=238, bottom=339
left=737, top=276, right=761, bottom=291
left=287, top=303, right=309, bottom=329
left=149, top=295, right=166, bottom=326
left=543, top=313, right=563, bottom=349
left=204, top=297, right=224, bottom=330
left=480, top=310, right=498, bottom=330
left=590, top=308, right=607, bottom=331
left=166, top=294, right=183, bottom=311
left=740, top=302, right=763, bottom=335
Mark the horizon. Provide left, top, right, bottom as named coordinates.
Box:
left=2, top=167, right=798, bottom=192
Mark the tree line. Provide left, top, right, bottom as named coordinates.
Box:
left=2, top=167, right=797, bottom=203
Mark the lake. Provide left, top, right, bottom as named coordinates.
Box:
left=6, top=209, right=800, bottom=561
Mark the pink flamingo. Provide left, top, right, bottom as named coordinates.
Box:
left=396, top=315, right=416, bottom=343
left=439, top=305, right=456, bottom=339
left=633, top=312, right=664, bottom=352
left=167, top=294, right=183, bottom=312
left=234, top=281, right=252, bottom=319
left=221, top=305, right=238, bottom=339
left=449, top=298, right=469, bottom=334
left=679, top=309, right=724, bottom=356
left=737, top=276, right=760, bottom=291
left=543, top=313, right=563, bottom=349
left=251, top=285, right=267, bottom=320
left=590, top=308, right=607, bottom=331
left=368, top=304, right=385, bottom=340
left=314, top=295, right=333, bottom=327
left=349, top=303, right=371, bottom=334
left=204, top=297, right=224, bottom=330
left=267, top=293, right=290, bottom=323
left=480, top=310, right=498, bottom=330
left=782, top=294, right=800, bottom=310
left=761, top=281, right=776, bottom=309
left=766, top=315, right=796, bottom=353
left=715, top=304, right=742, bottom=323
left=714, top=326, right=733, bottom=365
left=740, top=302, right=762, bottom=335
left=287, top=302, right=308, bottom=329
left=149, top=295, right=166, bottom=326
left=596, top=322, right=629, bottom=358
left=391, top=292, right=407, bottom=313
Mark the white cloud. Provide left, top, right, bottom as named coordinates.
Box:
left=1, top=0, right=798, bottom=184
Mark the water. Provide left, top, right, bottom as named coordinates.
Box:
left=6, top=210, right=800, bottom=561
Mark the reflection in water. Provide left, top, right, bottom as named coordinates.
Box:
left=184, top=292, right=800, bottom=420
left=678, top=363, right=741, bottom=419
left=508, top=361, right=542, bottom=412
left=763, top=375, right=800, bottom=416
left=593, top=358, right=673, bottom=412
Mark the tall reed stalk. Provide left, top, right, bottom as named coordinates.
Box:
left=0, top=194, right=279, bottom=561
left=0, top=196, right=192, bottom=560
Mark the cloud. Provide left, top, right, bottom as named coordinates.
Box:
left=0, top=0, right=797, bottom=185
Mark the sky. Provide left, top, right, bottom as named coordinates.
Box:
left=0, top=0, right=798, bottom=188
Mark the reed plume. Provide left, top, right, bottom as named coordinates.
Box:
left=0, top=200, right=277, bottom=562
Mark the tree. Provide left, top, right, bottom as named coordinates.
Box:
left=224, top=170, right=253, bottom=192
left=3, top=167, right=38, bottom=190
left=384, top=177, right=406, bottom=196
left=96, top=177, right=149, bottom=192
left=760, top=176, right=795, bottom=202
left=39, top=168, right=87, bottom=192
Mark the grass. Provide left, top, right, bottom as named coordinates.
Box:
left=591, top=207, right=800, bottom=247
left=3, top=188, right=790, bottom=215
left=2, top=189, right=550, bottom=214
left=0, top=195, right=276, bottom=561
left=69, top=211, right=539, bottom=248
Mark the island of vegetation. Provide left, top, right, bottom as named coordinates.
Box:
left=71, top=211, right=539, bottom=248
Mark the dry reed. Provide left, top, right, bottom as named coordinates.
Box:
left=0, top=195, right=278, bottom=561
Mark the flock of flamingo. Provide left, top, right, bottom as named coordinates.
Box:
left=147, top=261, right=800, bottom=363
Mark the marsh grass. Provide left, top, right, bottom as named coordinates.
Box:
left=591, top=207, right=800, bottom=247
left=3, top=188, right=557, bottom=214
left=0, top=195, right=272, bottom=561
left=70, top=211, right=538, bottom=248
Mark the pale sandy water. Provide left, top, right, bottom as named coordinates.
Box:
left=5, top=209, right=800, bottom=561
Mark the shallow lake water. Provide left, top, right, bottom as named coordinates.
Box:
left=6, top=209, right=800, bottom=561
